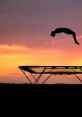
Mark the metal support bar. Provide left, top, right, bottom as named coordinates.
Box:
left=42, top=68, right=54, bottom=84
left=74, top=74, right=82, bottom=83
left=30, top=73, right=39, bottom=84
left=72, top=68, right=82, bottom=83
left=42, top=74, right=53, bottom=84
left=34, top=67, right=46, bottom=84
left=21, top=69, right=32, bottom=84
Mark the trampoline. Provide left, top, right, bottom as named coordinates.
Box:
left=19, top=66, right=82, bottom=84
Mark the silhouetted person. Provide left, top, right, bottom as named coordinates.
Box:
left=51, top=28, right=80, bottom=45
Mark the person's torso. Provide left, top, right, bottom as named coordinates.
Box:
left=55, top=28, right=74, bottom=34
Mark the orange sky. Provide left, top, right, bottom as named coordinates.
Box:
left=0, top=42, right=82, bottom=83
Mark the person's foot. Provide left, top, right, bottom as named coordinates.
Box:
left=75, top=41, right=80, bottom=45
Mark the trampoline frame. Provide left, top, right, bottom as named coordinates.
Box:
left=19, top=66, right=82, bottom=84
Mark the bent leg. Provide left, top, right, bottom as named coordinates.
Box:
left=72, top=33, right=80, bottom=45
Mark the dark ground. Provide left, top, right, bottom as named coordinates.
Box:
left=0, top=83, right=82, bottom=97
left=0, top=84, right=82, bottom=111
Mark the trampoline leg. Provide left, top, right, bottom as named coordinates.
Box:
left=34, top=67, right=46, bottom=84
left=74, top=74, right=82, bottom=83
left=30, top=73, right=39, bottom=84
left=21, top=70, right=32, bottom=84
left=42, top=74, right=52, bottom=84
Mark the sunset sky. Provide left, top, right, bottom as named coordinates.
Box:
left=0, top=0, right=82, bottom=83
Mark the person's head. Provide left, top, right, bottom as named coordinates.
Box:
left=51, top=31, right=55, bottom=37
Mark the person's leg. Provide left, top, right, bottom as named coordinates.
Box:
left=72, top=33, right=80, bottom=45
